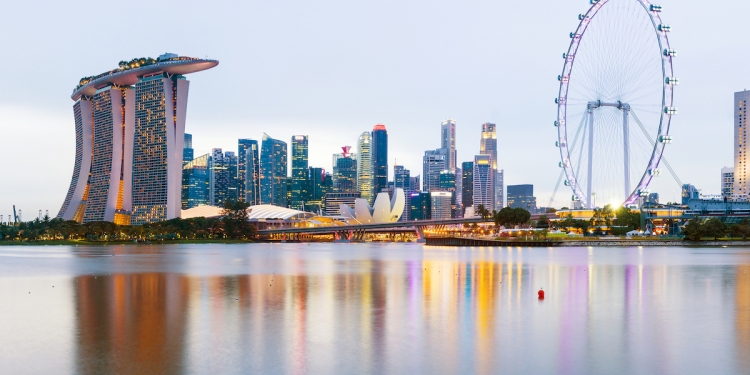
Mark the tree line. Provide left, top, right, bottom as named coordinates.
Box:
left=0, top=201, right=256, bottom=242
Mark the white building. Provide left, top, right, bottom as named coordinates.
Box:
left=440, top=119, right=457, bottom=171
left=472, top=155, right=494, bottom=215
left=356, top=132, right=374, bottom=204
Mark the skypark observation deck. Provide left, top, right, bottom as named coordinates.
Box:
left=71, top=57, right=218, bottom=100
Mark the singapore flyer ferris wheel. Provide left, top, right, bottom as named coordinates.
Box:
left=556, top=0, right=676, bottom=209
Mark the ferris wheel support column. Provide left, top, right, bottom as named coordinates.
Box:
left=622, top=103, right=631, bottom=201
left=586, top=105, right=595, bottom=209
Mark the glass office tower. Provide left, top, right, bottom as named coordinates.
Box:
left=372, top=124, right=388, bottom=195
left=182, top=154, right=210, bottom=209
left=290, top=135, right=309, bottom=209
left=260, top=133, right=287, bottom=206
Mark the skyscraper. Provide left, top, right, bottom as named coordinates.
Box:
left=209, top=148, right=232, bottom=207
left=260, top=133, right=287, bottom=206
left=357, top=132, right=374, bottom=204
left=473, top=155, right=494, bottom=214
left=57, top=54, right=218, bottom=225
left=181, top=154, right=209, bottom=209
left=394, top=165, right=411, bottom=221
left=238, top=139, right=260, bottom=204
left=422, top=149, right=447, bottom=192
left=431, top=192, right=452, bottom=220
left=507, top=184, right=537, bottom=212
left=410, top=192, right=431, bottom=221
left=722, top=167, right=735, bottom=198
left=333, top=146, right=357, bottom=192
left=441, top=119, right=457, bottom=171
left=735, top=90, right=750, bottom=196
left=225, top=151, right=238, bottom=203
left=372, top=124, right=388, bottom=194
left=307, top=167, right=328, bottom=213
left=183, top=133, right=194, bottom=166
left=479, top=122, right=503, bottom=210
left=290, top=135, right=309, bottom=209
left=462, top=162, right=474, bottom=211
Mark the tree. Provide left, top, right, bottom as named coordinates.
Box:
left=614, top=206, right=640, bottom=230
left=702, top=218, right=727, bottom=240
left=221, top=200, right=256, bottom=239
left=535, top=215, right=550, bottom=229
left=476, top=205, right=491, bottom=220
left=682, top=218, right=704, bottom=241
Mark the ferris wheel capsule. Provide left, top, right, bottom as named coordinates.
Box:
left=650, top=4, right=662, bottom=12
left=666, top=77, right=679, bottom=85
left=658, top=24, right=671, bottom=32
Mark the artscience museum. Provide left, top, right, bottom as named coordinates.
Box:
left=339, top=189, right=405, bottom=224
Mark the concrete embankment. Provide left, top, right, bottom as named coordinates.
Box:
left=426, top=237, right=750, bottom=247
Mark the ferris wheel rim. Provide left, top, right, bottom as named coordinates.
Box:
left=556, top=0, right=675, bottom=208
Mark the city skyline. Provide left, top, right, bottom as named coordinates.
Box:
left=0, top=0, right=742, bottom=213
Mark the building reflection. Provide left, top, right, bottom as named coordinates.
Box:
left=69, top=249, right=748, bottom=374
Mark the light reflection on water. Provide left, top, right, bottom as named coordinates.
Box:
left=1, top=243, right=750, bottom=374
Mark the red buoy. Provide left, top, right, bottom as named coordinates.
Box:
left=538, top=288, right=545, bottom=299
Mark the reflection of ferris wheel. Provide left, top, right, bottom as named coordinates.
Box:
left=556, top=0, right=676, bottom=208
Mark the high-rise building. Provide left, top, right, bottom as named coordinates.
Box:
left=438, top=170, right=457, bottom=218
left=290, top=135, right=309, bottom=209
left=57, top=54, right=218, bottom=225
left=440, top=119, right=457, bottom=171
left=462, top=161, right=474, bottom=211
left=473, top=155, right=494, bottom=214
left=735, top=90, right=750, bottom=196
left=225, top=151, right=238, bottom=203
left=260, top=133, right=288, bottom=206
left=479, top=122, right=503, bottom=210
left=306, top=167, right=328, bottom=213
left=209, top=148, right=231, bottom=206
left=409, top=176, right=420, bottom=194
left=431, top=192, right=453, bottom=220
left=182, top=154, right=209, bottom=209
left=423, top=149, right=447, bottom=192
left=394, top=165, right=411, bottom=221
left=372, top=124, right=388, bottom=194
left=507, top=184, right=537, bottom=212
left=722, top=167, right=735, bottom=198
left=333, top=146, right=358, bottom=192
left=238, top=139, right=260, bottom=204
left=183, top=133, right=194, bottom=166
left=357, top=132, right=374, bottom=204
left=410, top=192, right=431, bottom=221
left=455, top=167, right=462, bottom=209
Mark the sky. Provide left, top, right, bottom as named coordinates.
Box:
left=0, top=0, right=742, bottom=218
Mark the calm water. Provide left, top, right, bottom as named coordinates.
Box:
left=1, top=243, right=749, bottom=374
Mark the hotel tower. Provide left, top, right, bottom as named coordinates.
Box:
left=57, top=53, right=218, bottom=225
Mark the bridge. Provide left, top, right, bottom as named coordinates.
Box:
left=258, top=217, right=488, bottom=242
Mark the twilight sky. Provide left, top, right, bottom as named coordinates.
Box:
left=0, top=0, right=742, bottom=217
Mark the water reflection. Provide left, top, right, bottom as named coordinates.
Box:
left=2, top=245, right=749, bottom=374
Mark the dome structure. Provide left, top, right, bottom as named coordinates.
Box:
left=340, top=189, right=405, bottom=224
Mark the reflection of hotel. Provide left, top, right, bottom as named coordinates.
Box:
left=56, top=53, right=218, bottom=225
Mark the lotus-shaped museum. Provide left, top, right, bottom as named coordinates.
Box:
left=340, top=189, right=405, bottom=224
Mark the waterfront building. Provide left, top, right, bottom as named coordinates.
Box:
left=183, top=133, right=193, bottom=166
left=441, top=119, right=457, bottom=171
left=290, top=135, right=309, bottom=209
left=722, top=167, right=735, bottom=198
left=410, top=192, right=431, bottom=221
left=181, top=154, right=209, bottom=209
left=372, top=124, right=388, bottom=194
left=462, top=162, right=474, bottom=211
left=260, top=133, right=288, bottom=206
left=226, top=152, right=238, bottom=203
left=238, top=139, right=260, bottom=204
left=324, top=192, right=361, bottom=216
left=431, top=191, right=452, bottom=220
left=647, top=192, right=660, bottom=204
left=306, top=167, right=328, bottom=213
left=455, top=167, right=462, bottom=209
left=57, top=53, right=217, bottom=225
left=438, top=170, right=457, bottom=217
left=340, top=189, right=405, bottom=224
left=735, top=90, right=750, bottom=196
left=394, top=165, right=411, bottom=221
left=423, top=149, right=447, bottom=192
left=357, top=132, right=374, bottom=204
left=507, top=184, right=537, bottom=212
left=333, top=146, right=358, bottom=192
left=473, top=155, right=494, bottom=214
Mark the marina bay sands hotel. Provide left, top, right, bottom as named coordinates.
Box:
left=56, top=53, right=218, bottom=225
